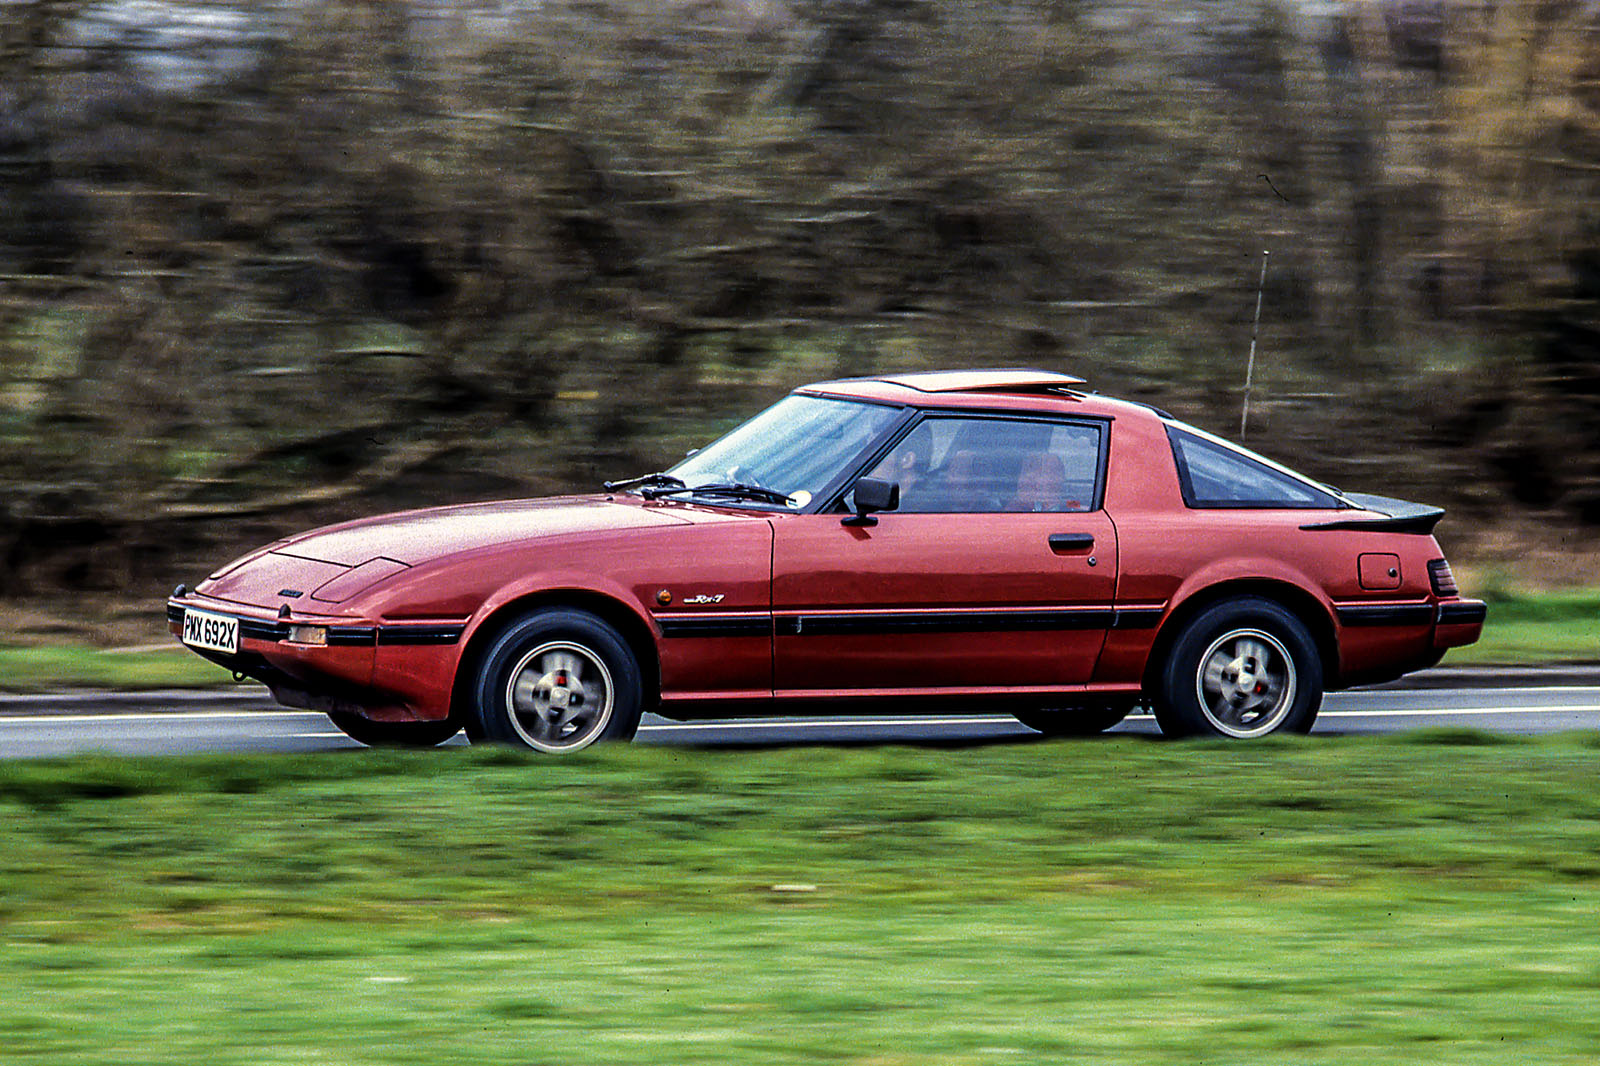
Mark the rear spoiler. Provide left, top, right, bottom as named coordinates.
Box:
left=1300, top=492, right=1445, bottom=535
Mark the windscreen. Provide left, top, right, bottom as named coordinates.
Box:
left=668, top=394, right=902, bottom=507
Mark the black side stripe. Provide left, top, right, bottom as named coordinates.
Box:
left=378, top=625, right=465, bottom=645
left=1335, top=604, right=1436, bottom=627
left=1437, top=602, right=1487, bottom=626
left=659, top=608, right=1164, bottom=638
left=778, top=609, right=1116, bottom=636
left=1113, top=607, right=1164, bottom=630
left=240, top=619, right=291, bottom=641
left=658, top=615, right=770, bottom=639
left=328, top=625, right=466, bottom=646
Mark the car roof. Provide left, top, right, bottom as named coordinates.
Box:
left=808, top=368, right=1082, bottom=395
left=797, top=368, right=1151, bottom=421
left=875, top=369, right=1085, bottom=393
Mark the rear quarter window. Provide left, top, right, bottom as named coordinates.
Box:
left=1167, top=426, right=1340, bottom=509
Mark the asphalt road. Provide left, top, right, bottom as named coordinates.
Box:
left=1, top=679, right=1597, bottom=758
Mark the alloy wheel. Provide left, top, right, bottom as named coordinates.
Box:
left=503, top=640, right=616, bottom=752
left=1193, top=627, right=1298, bottom=738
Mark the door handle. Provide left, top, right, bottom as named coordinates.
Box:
left=1048, top=533, right=1095, bottom=552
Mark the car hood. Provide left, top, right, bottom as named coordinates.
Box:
left=269, top=495, right=704, bottom=567
left=197, top=495, right=770, bottom=612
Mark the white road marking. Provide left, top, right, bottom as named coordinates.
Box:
left=637, top=707, right=1600, bottom=731
left=1321, top=706, right=1600, bottom=719
left=0, top=710, right=304, bottom=724
left=1460, top=686, right=1600, bottom=694
left=3, top=701, right=1599, bottom=732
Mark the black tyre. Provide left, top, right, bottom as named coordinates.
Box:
left=468, top=608, right=643, bottom=752
left=1151, top=597, right=1323, bottom=739
left=1014, top=702, right=1133, bottom=737
left=326, top=710, right=461, bottom=748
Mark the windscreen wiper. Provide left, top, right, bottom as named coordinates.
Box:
left=603, top=472, right=686, bottom=493
left=640, top=482, right=795, bottom=506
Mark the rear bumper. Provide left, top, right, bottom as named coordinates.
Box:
left=1332, top=599, right=1486, bottom=645
left=1433, top=598, right=1487, bottom=651
left=1331, top=597, right=1486, bottom=687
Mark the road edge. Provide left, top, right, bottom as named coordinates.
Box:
left=4, top=665, right=1599, bottom=716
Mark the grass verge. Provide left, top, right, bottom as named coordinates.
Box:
left=3, top=736, right=1599, bottom=1063
left=0, top=644, right=232, bottom=691
left=1443, top=587, right=1600, bottom=665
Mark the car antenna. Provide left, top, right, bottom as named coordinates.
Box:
left=1240, top=248, right=1269, bottom=440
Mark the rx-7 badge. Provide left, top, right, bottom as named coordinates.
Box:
left=683, top=593, right=725, bottom=605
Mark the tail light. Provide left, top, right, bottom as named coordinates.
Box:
left=1427, top=559, right=1459, bottom=597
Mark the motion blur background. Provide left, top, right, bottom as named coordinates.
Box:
left=2, top=0, right=1597, bottom=607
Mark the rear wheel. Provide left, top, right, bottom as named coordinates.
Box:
left=1151, top=597, right=1322, bottom=739
left=326, top=710, right=460, bottom=748
left=1014, top=702, right=1132, bottom=737
left=468, top=608, right=643, bottom=752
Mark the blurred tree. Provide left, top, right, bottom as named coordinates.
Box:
left=0, top=0, right=1597, bottom=599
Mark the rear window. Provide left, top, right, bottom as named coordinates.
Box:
left=1167, top=426, right=1341, bottom=509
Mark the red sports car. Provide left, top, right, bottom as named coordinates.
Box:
left=168, top=369, right=1485, bottom=749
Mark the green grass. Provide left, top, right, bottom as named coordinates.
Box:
left=1446, top=586, right=1600, bottom=666
left=0, top=644, right=232, bottom=691
left=1474, top=588, right=1600, bottom=625
left=3, top=738, right=1600, bottom=1063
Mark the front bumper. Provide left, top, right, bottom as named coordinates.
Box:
left=167, top=596, right=466, bottom=722
left=167, top=601, right=465, bottom=649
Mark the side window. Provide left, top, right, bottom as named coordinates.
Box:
left=1168, top=427, right=1339, bottom=508
left=864, top=417, right=1103, bottom=513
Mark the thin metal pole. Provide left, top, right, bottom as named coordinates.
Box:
left=1241, top=249, right=1269, bottom=439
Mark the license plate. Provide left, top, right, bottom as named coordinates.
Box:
left=181, top=608, right=240, bottom=655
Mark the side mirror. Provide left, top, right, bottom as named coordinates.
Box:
left=843, top=477, right=899, bottom=527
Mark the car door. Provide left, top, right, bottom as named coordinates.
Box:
left=771, top=413, right=1117, bottom=695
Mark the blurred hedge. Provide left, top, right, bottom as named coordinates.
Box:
left=1, top=0, right=1598, bottom=598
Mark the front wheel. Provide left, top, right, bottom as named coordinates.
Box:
left=1151, top=598, right=1323, bottom=739
left=467, top=608, right=643, bottom=753
left=327, top=710, right=461, bottom=748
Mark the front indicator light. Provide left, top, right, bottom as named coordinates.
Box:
left=287, top=625, right=328, bottom=646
